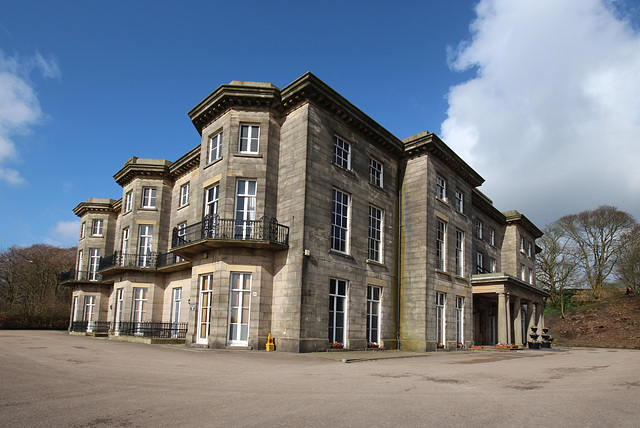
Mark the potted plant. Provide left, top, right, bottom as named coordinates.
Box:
left=457, top=342, right=463, bottom=349
left=331, top=341, right=343, bottom=349
left=367, top=342, right=379, bottom=348
left=437, top=342, right=445, bottom=349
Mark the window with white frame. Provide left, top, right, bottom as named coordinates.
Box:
left=171, top=288, right=182, bottom=338
left=80, top=222, right=86, bottom=239
left=235, top=180, right=257, bottom=240
left=89, top=248, right=100, bottom=281
left=476, top=220, right=483, bottom=239
left=333, top=136, right=351, bottom=170
left=529, top=268, right=534, bottom=284
left=520, top=236, right=526, bottom=253
left=456, top=296, right=464, bottom=345
left=91, top=219, right=103, bottom=236
left=455, top=189, right=464, bottom=212
left=72, top=296, right=79, bottom=322
left=77, top=250, right=83, bottom=279
left=204, top=184, right=219, bottom=217
left=331, top=189, right=350, bottom=253
left=209, top=131, right=223, bottom=162
left=142, top=187, right=157, bottom=208
left=369, top=158, right=383, bottom=187
left=197, top=274, right=213, bottom=344
left=368, top=206, right=383, bottom=263
left=328, top=278, right=347, bottom=344
left=436, top=176, right=447, bottom=200
left=239, top=124, right=259, bottom=154
left=476, top=252, right=484, bottom=274
left=121, top=228, right=129, bottom=266
left=84, top=296, right=95, bottom=332
left=436, top=292, right=446, bottom=346
left=228, top=273, right=252, bottom=345
left=455, top=230, right=464, bottom=276
left=179, top=183, right=190, bottom=207
left=366, top=286, right=381, bottom=345
left=489, top=228, right=495, bottom=246
left=490, top=257, right=497, bottom=273
left=175, top=223, right=186, bottom=261
left=132, top=288, right=147, bottom=335
left=527, top=241, right=532, bottom=257
left=520, top=264, right=526, bottom=281
left=138, top=225, right=153, bottom=267
left=124, top=191, right=133, bottom=213
left=436, top=219, right=446, bottom=271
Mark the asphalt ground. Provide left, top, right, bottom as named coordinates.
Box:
left=1, top=330, right=639, bottom=427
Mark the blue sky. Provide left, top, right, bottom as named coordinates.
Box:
left=1, top=0, right=640, bottom=248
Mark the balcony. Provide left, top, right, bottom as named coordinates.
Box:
left=171, top=215, right=289, bottom=257
left=60, top=269, right=112, bottom=286
left=98, top=251, right=190, bottom=275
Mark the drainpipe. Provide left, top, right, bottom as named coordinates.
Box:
left=395, top=161, right=405, bottom=350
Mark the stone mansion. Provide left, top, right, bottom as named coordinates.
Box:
left=62, top=72, right=548, bottom=352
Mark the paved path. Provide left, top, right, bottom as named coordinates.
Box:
left=1, top=331, right=639, bottom=427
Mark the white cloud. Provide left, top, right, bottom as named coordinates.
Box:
left=442, top=0, right=640, bottom=227
left=0, top=50, right=59, bottom=186
left=50, top=220, right=80, bottom=246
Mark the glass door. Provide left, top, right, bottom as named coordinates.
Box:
left=234, top=180, right=256, bottom=239
left=114, top=288, right=124, bottom=335
left=84, top=296, right=95, bottom=332
left=227, top=273, right=251, bottom=345
left=197, top=275, right=213, bottom=344
left=171, top=288, right=182, bottom=338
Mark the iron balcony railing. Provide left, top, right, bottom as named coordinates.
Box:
left=60, top=269, right=108, bottom=283
left=114, top=322, right=188, bottom=339
left=172, top=215, right=289, bottom=248
left=99, top=252, right=186, bottom=271
left=70, top=321, right=188, bottom=339
left=70, top=321, right=111, bottom=333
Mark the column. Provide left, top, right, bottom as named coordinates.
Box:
left=497, top=292, right=507, bottom=345
left=505, top=293, right=511, bottom=345
left=535, top=302, right=543, bottom=330
left=525, top=301, right=534, bottom=343
left=513, top=296, right=522, bottom=346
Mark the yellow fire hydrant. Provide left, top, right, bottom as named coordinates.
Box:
left=266, top=333, right=275, bottom=351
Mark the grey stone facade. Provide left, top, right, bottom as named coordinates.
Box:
left=63, top=72, right=548, bottom=352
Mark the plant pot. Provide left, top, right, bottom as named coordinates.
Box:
left=541, top=342, right=551, bottom=348
left=528, top=342, right=540, bottom=349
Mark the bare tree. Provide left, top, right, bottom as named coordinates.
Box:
left=0, top=245, right=76, bottom=328
left=616, top=225, right=640, bottom=291
left=536, top=222, right=579, bottom=318
left=557, top=205, right=637, bottom=299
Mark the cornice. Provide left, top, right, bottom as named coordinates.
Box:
left=188, top=81, right=281, bottom=135
left=503, top=210, right=543, bottom=238
left=73, top=198, right=118, bottom=217
left=472, top=188, right=506, bottom=224
left=280, top=72, right=405, bottom=156
left=113, top=157, right=172, bottom=187
left=403, top=131, right=484, bottom=187
left=169, top=145, right=200, bottom=180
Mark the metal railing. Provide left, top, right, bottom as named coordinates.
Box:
left=69, top=321, right=111, bottom=333
left=70, top=321, right=188, bottom=338
left=100, top=252, right=158, bottom=270
left=60, top=269, right=107, bottom=283
left=172, top=215, right=289, bottom=248
left=99, top=251, right=187, bottom=271
left=114, top=322, right=188, bottom=339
